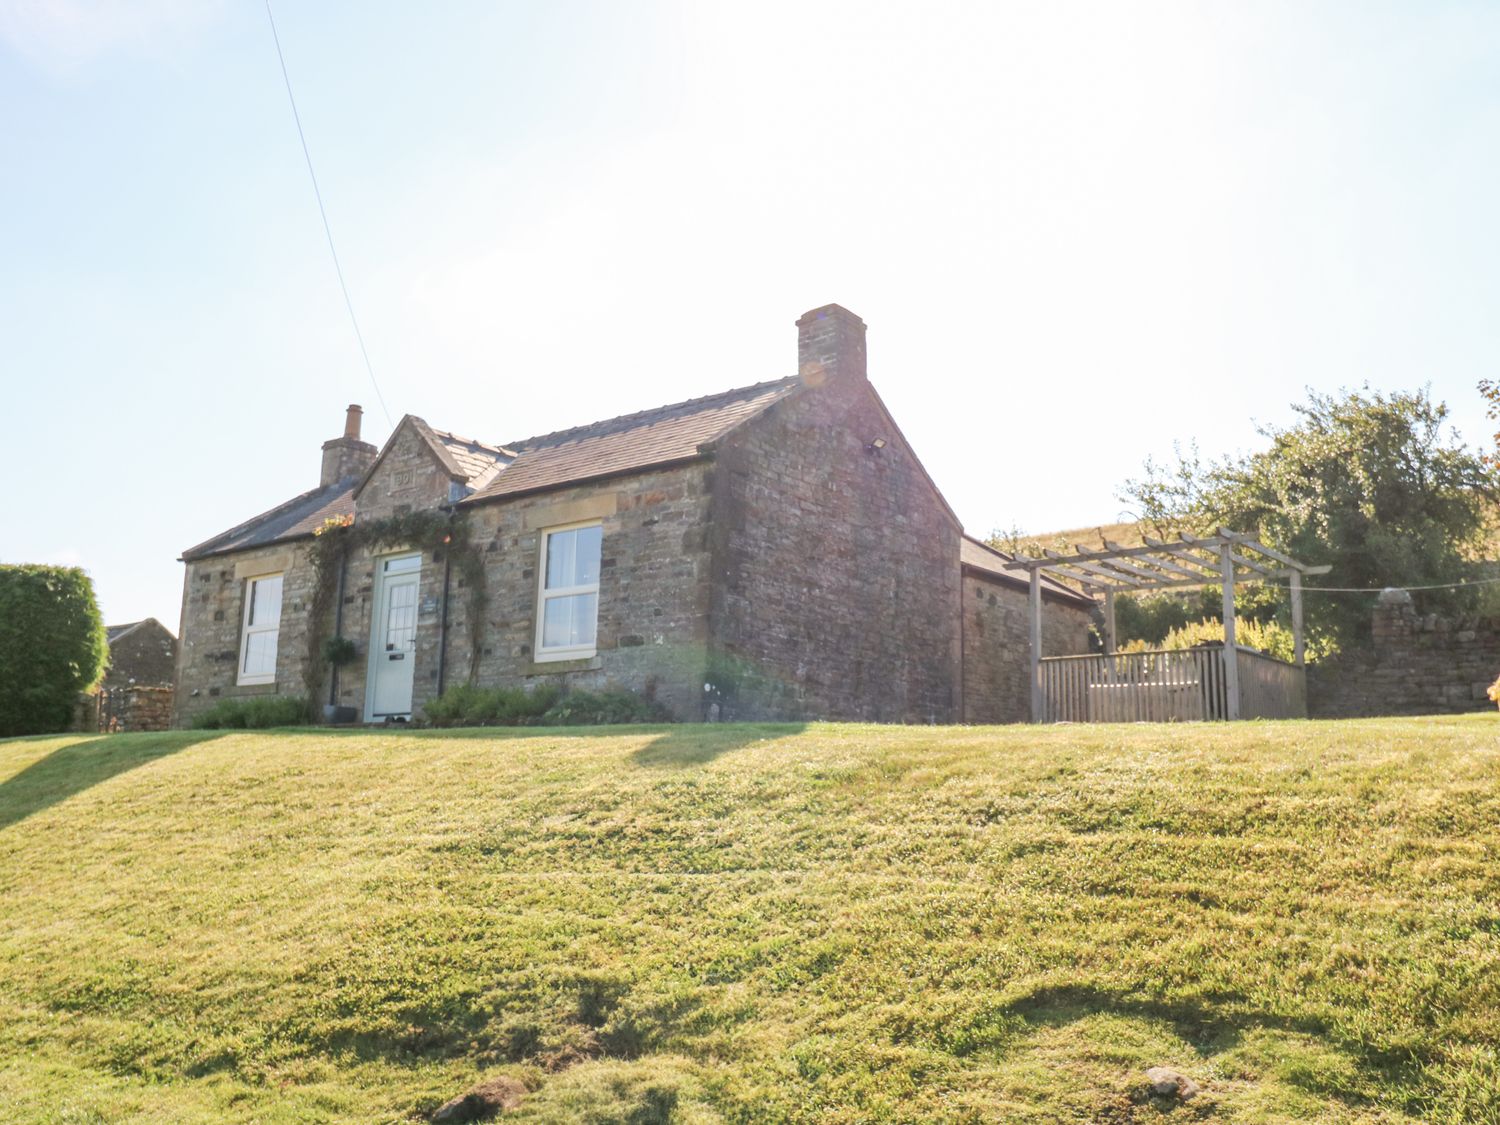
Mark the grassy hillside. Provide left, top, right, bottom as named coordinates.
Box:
left=1020, top=520, right=1151, bottom=553
left=1, top=720, right=1497, bottom=1124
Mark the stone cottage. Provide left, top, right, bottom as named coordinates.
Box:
left=103, top=618, right=177, bottom=689
left=173, top=305, right=1092, bottom=727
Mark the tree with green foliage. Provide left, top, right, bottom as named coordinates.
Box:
left=1479, top=377, right=1500, bottom=466
left=0, top=564, right=109, bottom=737
left=1120, top=387, right=1495, bottom=652
left=1110, top=589, right=1216, bottom=647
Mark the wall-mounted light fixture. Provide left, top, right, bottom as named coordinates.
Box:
left=864, top=438, right=887, bottom=455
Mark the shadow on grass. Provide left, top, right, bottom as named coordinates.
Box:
left=628, top=723, right=807, bottom=768
left=375, top=721, right=809, bottom=769
left=0, top=730, right=219, bottom=832
left=1005, top=983, right=1426, bottom=1105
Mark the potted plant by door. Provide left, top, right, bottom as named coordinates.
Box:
left=322, top=636, right=360, bottom=724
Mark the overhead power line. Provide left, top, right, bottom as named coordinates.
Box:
left=1293, top=576, right=1500, bottom=595
left=263, top=0, right=393, bottom=428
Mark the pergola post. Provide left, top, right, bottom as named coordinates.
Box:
left=1220, top=542, right=1240, bottom=720
left=1103, top=589, right=1117, bottom=656
left=1290, top=570, right=1305, bottom=667
left=1029, top=568, right=1043, bottom=723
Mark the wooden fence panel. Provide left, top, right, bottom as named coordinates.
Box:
left=1039, top=646, right=1304, bottom=723
left=1235, top=648, right=1307, bottom=719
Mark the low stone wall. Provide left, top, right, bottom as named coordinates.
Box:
left=98, top=686, right=175, bottom=732
left=1308, top=590, right=1500, bottom=717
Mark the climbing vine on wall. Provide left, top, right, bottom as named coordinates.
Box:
left=303, top=509, right=488, bottom=717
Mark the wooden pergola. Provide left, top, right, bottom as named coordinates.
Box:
left=1013, top=528, right=1330, bottom=723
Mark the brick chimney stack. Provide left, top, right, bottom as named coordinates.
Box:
left=796, top=304, right=867, bottom=387
left=320, top=403, right=378, bottom=487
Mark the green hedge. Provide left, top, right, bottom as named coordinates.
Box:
left=189, top=696, right=309, bottom=730
left=0, top=565, right=108, bottom=738
left=422, top=684, right=671, bottom=728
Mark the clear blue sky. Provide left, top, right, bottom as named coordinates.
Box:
left=2, top=1, right=1498, bottom=629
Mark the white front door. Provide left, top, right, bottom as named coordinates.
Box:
left=367, top=553, right=421, bottom=720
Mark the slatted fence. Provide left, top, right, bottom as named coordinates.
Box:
left=1038, top=645, right=1305, bottom=722
left=1235, top=646, right=1307, bottom=719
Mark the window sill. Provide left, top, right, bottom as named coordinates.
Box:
left=533, top=648, right=597, bottom=665
left=525, top=654, right=602, bottom=676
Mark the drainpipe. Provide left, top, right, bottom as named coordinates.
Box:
left=329, top=547, right=347, bottom=707
left=436, top=507, right=454, bottom=696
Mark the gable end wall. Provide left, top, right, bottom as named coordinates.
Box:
left=357, top=422, right=458, bottom=518
left=105, top=621, right=177, bottom=689
left=707, top=380, right=963, bottom=722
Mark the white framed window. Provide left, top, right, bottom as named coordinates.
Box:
left=535, top=521, right=602, bottom=662
left=238, top=572, right=284, bottom=685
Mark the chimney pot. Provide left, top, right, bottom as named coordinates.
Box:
left=344, top=404, right=363, bottom=440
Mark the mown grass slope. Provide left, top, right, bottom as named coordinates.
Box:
left=1, top=719, right=1497, bottom=1123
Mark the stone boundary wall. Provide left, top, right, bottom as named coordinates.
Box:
left=100, top=686, right=175, bottom=732
left=77, top=686, right=175, bottom=733
left=1308, top=590, right=1500, bottom=717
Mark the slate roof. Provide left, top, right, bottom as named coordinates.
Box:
left=185, top=376, right=985, bottom=562
left=464, top=377, right=799, bottom=503
left=106, top=621, right=142, bottom=644
left=430, top=426, right=515, bottom=492
left=107, top=618, right=176, bottom=644
left=961, top=536, right=1095, bottom=608
left=178, top=381, right=796, bottom=560
left=180, top=478, right=356, bottom=561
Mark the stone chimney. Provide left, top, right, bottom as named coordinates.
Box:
left=320, top=404, right=377, bottom=487
left=796, top=304, right=867, bottom=387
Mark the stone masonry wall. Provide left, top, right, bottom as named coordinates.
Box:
left=99, top=686, right=174, bottom=732
left=322, top=422, right=468, bottom=721
left=172, top=459, right=717, bottom=725
left=962, top=575, right=1093, bottom=724
left=355, top=422, right=458, bottom=519
left=1308, top=590, right=1500, bottom=717
left=452, top=464, right=716, bottom=721
left=706, top=378, right=963, bottom=723
left=104, top=620, right=176, bottom=688
left=173, top=541, right=318, bottom=727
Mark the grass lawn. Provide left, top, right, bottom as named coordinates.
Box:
left=0, top=718, right=1497, bottom=1123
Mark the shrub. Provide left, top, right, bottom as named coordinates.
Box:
left=1121, top=617, right=1297, bottom=663
left=320, top=636, right=358, bottom=668
left=422, top=683, right=561, bottom=727
left=190, top=696, right=309, bottom=730
left=421, top=683, right=672, bottom=727
left=0, top=564, right=108, bottom=737
left=542, top=688, right=672, bottom=726
left=1112, top=591, right=1212, bottom=646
